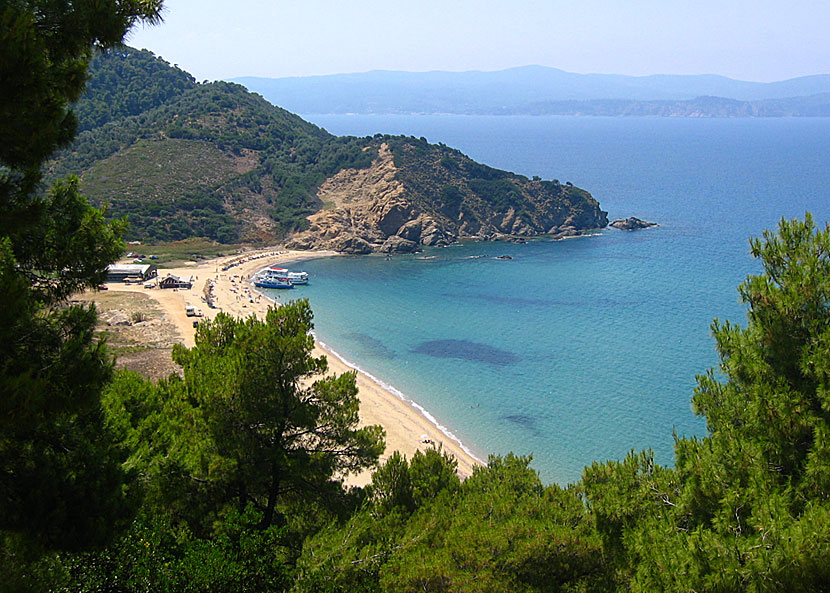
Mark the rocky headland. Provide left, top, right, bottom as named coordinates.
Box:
left=52, top=48, right=609, bottom=252
left=287, top=139, right=608, bottom=254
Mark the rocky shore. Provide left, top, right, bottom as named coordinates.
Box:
left=287, top=143, right=609, bottom=254
left=609, top=217, right=659, bottom=231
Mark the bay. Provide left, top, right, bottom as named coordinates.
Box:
left=268, top=115, right=830, bottom=484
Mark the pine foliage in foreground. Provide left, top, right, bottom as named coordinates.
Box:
left=39, top=216, right=830, bottom=592
left=0, top=1, right=162, bottom=589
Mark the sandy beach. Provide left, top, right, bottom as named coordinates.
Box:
left=104, top=248, right=483, bottom=485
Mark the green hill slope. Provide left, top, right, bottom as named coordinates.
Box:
left=75, top=47, right=198, bottom=132
left=49, top=47, right=606, bottom=247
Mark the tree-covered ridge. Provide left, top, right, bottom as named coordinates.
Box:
left=75, top=47, right=197, bottom=133
left=50, top=48, right=602, bottom=248
left=50, top=48, right=377, bottom=243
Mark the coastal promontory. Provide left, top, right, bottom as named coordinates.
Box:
left=50, top=48, right=607, bottom=252
left=287, top=139, right=607, bottom=253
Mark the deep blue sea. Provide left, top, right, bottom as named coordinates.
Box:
left=268, top=115, right=830, bottom=484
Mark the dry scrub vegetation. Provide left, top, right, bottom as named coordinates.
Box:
left=73, top=290, right=182, bottom=379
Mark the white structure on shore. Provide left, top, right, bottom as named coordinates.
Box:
left=106, top=263, right=158, bottom=282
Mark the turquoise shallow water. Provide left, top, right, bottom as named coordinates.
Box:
left=266, top=115, right=830, bottom=484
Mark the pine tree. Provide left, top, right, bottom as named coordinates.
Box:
left=0, top=0, right=163, bottom=568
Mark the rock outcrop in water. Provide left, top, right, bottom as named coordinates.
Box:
left=609, top=217, right=658, bottom=231
left=287, top=138, right=608, bottom=253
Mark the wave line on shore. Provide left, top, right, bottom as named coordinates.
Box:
left=247, top=262, right=486, bottom=470
left=314, top=335, right=486, bottom=466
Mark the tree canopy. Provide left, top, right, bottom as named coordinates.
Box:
left=583, top=214, right=830, bottom=591
left=169, top=301, right=385, bottom=528
left=63, top=301, right=385, bottom=592
left=104, top=300, right=385, bottom=536
left=0, top=0, right=164, bottom=573
left=1, top=0, right=162, bottom=173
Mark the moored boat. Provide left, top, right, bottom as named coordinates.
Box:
left=253, top=276, right=293, bottom=289
left=264, top=266, right=309, bottom=285
left=253, top=271, right=293, bottom=289
left=283, top=271, right=309, bottom=284
left=253, top=266, right=309, bottom=288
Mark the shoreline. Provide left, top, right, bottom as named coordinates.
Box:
left=102, top=247, right=484, bottom=486
left=312, top=335, right=487, bottom=466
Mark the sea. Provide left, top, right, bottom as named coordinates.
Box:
left=264, top=115, right=830, bottom=485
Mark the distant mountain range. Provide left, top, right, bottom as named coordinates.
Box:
left=230, top=66, right=830, bottom=117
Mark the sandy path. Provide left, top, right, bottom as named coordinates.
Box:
left=107, top=248, right=483, bottom=485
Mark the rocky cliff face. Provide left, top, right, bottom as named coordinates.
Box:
left=287, top=139, right=608, bottom=253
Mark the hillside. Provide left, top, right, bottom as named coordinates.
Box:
left=49, top=48, right=606, bottom=249
left=232, top=66, right=830, bottom=116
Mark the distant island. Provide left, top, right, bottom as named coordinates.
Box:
left=231, top=66, right=830, bottom=117
left=51, top=49, right=607, bottom=252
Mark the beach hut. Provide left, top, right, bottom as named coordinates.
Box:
left=159, top=274, right=193, bottom=289
left=106, top=263, right=157, bottom=282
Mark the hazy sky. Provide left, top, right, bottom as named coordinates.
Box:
left=126, top=0, right=829, bottom=82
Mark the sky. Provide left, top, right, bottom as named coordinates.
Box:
left=126, top=0, right=830, bottom=83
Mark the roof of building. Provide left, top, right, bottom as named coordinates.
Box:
left=160, top=274, right=193, bottom=283
left=107, top=263, right=156, bottom=275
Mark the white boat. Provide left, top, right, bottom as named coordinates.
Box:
left=263, top=266, right=309, bottom=285
left=253, top=270, right=293, bottom=289
left=253, top=275, right=293, bottom=289
left=283, top=271, right=309, bottom=284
